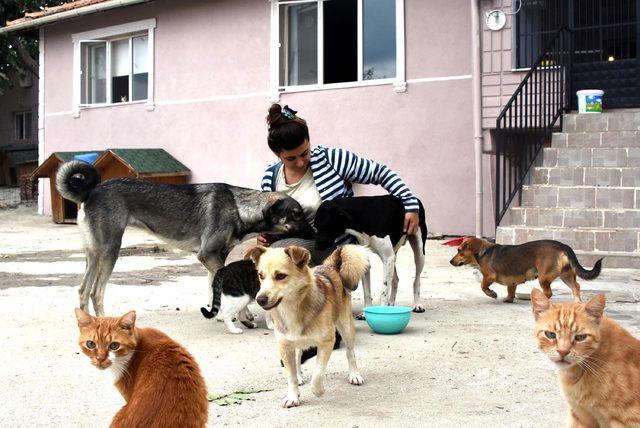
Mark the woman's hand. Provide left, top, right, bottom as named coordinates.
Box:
left=404, top=212, right=419, bottom=236
left=257, top=233, right=271, bottom=247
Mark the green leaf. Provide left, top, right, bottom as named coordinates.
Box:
left=207, top=387, right=273, bottom=406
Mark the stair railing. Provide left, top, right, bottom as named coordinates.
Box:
left=494, top=27, right=573, bottom=227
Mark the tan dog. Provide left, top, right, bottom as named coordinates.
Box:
left=245, top=244, right=370, bottom=408
left=449, top=237, right=602, bottom=303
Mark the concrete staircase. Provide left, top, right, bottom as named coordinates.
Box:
left=496, top=110, right=640, bottom=268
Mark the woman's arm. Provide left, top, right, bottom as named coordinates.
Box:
left=326, top=147, right=421, bottom=235
left=325, top=147, right=420, bottom=212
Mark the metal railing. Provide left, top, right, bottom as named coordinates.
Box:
left=494, top=27, right=573, bottom=226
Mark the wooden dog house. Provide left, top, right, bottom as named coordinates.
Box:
left=32, top=149, right=190, bottom=223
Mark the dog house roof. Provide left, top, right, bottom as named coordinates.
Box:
left=95, top=149, right=190, bottom=176
left=32, top=148, right=189, bottom=179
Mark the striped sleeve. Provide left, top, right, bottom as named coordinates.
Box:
left=326, top=147, right=420, bottom=212
left=261, top=165, right=277, bottom=191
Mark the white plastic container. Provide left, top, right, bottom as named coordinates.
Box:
left=577, top=89, right=604, bottom=113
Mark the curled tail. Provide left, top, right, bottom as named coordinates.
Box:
left=55, top=160, right=100, bottom=203
left=323, top=244, right=370, bottom=291
left=200, top=272, right=223, bottom=319
left=565, top=246, right=603, bottom=280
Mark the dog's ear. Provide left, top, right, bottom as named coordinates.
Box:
left=466, top=238, right=484, bottom=254
left=244, top=246, right=267, bottom=264
left=531, top=288, right=551, bottom=321
left=75, top=308, right=94, bottom=327
left=118, top=311, right=136, bottom=330
left=584, top=293, right=606, bottom=324
left=284, top=246, right=311, bottom=269
left=262, top=197, right=284, bottom=221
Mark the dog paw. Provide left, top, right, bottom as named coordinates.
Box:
left=355, top=312, right=366, bottom=320
left=502, top=297, right=515, bottom=303
left=311, top=379, right=325, bottom=397
left=412, top=304, right=426, bottom=313
left=349, top=373, right=364, bottom=386
left=483, top=289, right=498, bottom=299
left=297, top=375, right=305, bottom=386
left=282, top=395, right=300, bottom=408
left=228, top=327, right=243, bottom=334
left=241, top=320, right=257, bottom=329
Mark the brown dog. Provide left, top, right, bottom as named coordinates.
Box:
left=449, top=237, right=602, bottom=303
left=245, top=244, right=370, bottom=408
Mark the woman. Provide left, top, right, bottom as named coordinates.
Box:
left=259, top=104, right=421, bottom=259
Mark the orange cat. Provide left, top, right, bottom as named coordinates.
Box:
left=531, top=289, right=640, bottom=426
left=74, top=309, right=208, bottom=428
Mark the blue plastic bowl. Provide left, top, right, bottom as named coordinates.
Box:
left=363, top=306, right=411, bottom=334
left=74, top=152, right=99, bottom=164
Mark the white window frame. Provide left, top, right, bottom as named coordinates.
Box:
left=72, top=18, right=156, bottom=117
left=14, top=111, right=32, bottom=140
left=269, top=0, right=405, bottom=100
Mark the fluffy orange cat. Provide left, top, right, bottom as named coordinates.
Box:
left=531, top=289, right=640, bottom=426
left=75, top=309, right=208, bottom=428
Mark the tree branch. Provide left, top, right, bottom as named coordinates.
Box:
left=8, top=33, right=38, bottom=78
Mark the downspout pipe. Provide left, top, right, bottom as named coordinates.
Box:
left=471, top=0, right=484, bottom=238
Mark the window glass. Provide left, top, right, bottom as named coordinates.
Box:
left=15, top=113, right=24, bottom=140
left=80, top=41, right=107, bottom=104
left=24, top=112, right=32, bottom=139
left=363, top=0, right=396, bottom=80
left=132, top=35, right=148, bottom=101
left=111, top=39, right=130, bottom=103
left=324, top=0, right=357, bottom=84
left=279, top=2, right=318, bottom=86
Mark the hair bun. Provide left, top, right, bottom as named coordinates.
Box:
left=267, top=103, right=286, bottom=129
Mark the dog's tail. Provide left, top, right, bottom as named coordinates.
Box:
left=564, top=245, right=603, bottom=280
left=56, top=160, right=100, bottom=203
left=200, top=271, right=223, bottom=319
left=323, top=244, right=370, bottom=291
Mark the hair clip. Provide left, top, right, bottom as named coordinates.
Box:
left=281, top=105, right=297, bottom=120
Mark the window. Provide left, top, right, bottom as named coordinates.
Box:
left=275, top=0, right=401, bottom=89
left=73, top=19, right=155, bottom=114
left=15, top=111, right=32, bottom=140
left=80, top=34, right=149, bottom=105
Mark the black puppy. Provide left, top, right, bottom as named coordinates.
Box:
left=315, top=195, right=427, bottom=314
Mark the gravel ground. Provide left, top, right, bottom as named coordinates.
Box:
left=1, top=205, right=639, bottom=427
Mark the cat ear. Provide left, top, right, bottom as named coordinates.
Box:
left=584, top=293, right=606, bottom=324
left=284, top=245, right=311, bottom=269
left=75, top=308, right=94, bottom=327
left=531, top=288, right=551, bottom=320
left=244, top=246, right=267, bottom=264
left=118, top=311, right=137, bottom=330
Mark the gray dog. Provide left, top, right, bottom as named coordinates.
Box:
left=56, top=160, right=314, bottom=316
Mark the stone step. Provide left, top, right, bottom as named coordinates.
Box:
left=533, top=166, right=640, bottom=187
left=521, top=185, right=637, bottom=209
left=509, top=207, right=640, bottom=228
left=563, top=111, right=640, bottom=133
left=552, top=131, right=640, bottom=149
left=495, top=225, right=640, bottom=253
left=542, top=147, right=640, bottom=167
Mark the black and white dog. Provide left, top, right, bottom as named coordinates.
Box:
left=315, top=195, right=427, bottom=317
left=56, top=160, right=314, bottom=316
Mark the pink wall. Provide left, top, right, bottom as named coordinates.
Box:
left=40, top=0, right=491, bottom=236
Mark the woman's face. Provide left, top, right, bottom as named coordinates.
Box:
left=278, top=139, right=311, bottom=174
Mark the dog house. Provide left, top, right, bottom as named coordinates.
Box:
left=32, top=148, right=190, bottom=223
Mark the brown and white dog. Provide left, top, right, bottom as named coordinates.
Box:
left=245, top=244, right=370, bottom=408
left=449, top=237, right=602, bottom=303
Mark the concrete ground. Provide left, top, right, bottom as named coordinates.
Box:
left=1, top=205, right=640, bottom=427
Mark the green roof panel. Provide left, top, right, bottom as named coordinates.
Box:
left=108, top=148, right=189, bottom=174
